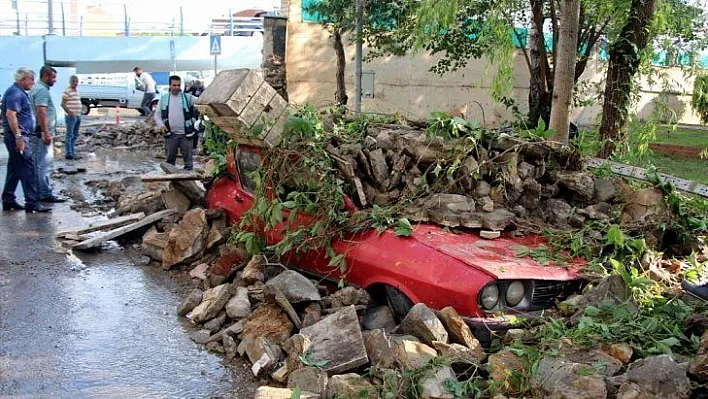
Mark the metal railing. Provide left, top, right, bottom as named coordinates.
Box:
left=0, top=1, right=275, bottom=37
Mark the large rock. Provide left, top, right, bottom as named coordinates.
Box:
left=400, top=303, right=448, bottom=346
left=487, top=349, right=526, bottom=388
left=432, top=341, right=483, bottom=365
left=225, top=286, right=252, bottom=319
left=478, top=209, right=515, bottom=231
left=211, top=243, right=248, bottom=278
left=620, top=188, right=668, bottom=225
left=546, top=198, right=572, bottom=227
left=162, top=208, right=209, bottom=269
left=323, top=286, right=371, bottom=309
left=240, top=303, right=294, bottom=345
left=689, top=331, right=708, bottom=382
left=177, top=289, right=203, bottom=317
left=241, top=254, right=265, bottom=284
left=420, top=365, right=456, bottom=399
left=266, top=270, right=321, bottom=303
left=141, top=226, right=168, bottom=261
left=287, top=367, right=328, bottom=397
left=365, top=329, right=400, bottom=369
left=570, top=275, right=637, bottom=323
left=594, top=179, right=618, bottom=202
left=189, top=329, right=212, bottom=344
left=619, top=354, right=691, bottom=398
left=557, top=172, right=595, bottom=202
left=532, top=355, right=610, bottom=399
left=161, top=189, right=191, bottom=216
left=368, top=148, right=390, bottom=188
left=392, top=338, right=438, bottom=370
left=607, top=343, right=634, bottom=365
left=245, top=336, right=282, bottom=365
left=263, top=284, right=302, bottom=329
left=327, top=374, right=375, bottom=398
left=253, top=387, right=318, bottom=399
left=362, top=306, right=397, bottom=332
left=439, top=307, right=484, bottom=356
left=406, top=194, right=479, bottom=228
left=299, top=306, right=368, bottom=375
left=189, top=284, right=231, bottom=324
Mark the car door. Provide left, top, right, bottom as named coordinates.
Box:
left=128, top=76, right=145, bottom=109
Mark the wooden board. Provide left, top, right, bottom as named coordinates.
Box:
left=160, top=163, right=207, bottom=203
left=586, top=157, right=708, bottom=198
left=141, top=173, right=201, bottom=182
left=72, top=209, right=177, bottom=250
left=55, top=212, right=146, bottom=238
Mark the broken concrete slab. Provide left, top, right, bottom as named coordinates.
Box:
left=160, top=162, right=207, bottom=203
left=189, top=283, right=232, bottom=325
left=265, top=270, right=321, bottom=303
left=162, top=208, right=208, bottom=270
left=401, top=303, right=448, bottom=346
left=392, top=338, right=438, bottom=371
left=56, top=212, right=145, bottom=238
left=299, top=305, right=368, bottom=375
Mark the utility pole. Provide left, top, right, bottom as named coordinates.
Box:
left=124, top=5, right=130, bottom=36
left=229, top=8, right=233, bottom=36
left=353, top=0, right=363, bottom=115
left=79, top=15, right=83, bottom=36
left=48, top=0, right=54, bottom=34
left=24, top=14, right=28, bottom=36
left=61, top=2, right=65, bottom=36
left=179, top=7, right=184, bottom=36
left=12, top=0, right=19, bottom=35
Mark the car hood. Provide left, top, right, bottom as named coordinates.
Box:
left=410, top=225, right=582, bottom=280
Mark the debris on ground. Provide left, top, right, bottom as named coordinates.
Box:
left=78, top=118, right=162, bottom=152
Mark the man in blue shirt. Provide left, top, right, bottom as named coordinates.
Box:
left=1, top=67, right=51, bottom=213
left=30, top=66, right=65, bottom=203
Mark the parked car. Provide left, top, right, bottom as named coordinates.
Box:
left=78, top=74, right=160, bottom=115
left=206, top=144, right=584, bottom=338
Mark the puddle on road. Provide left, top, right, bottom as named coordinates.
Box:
left=1, top=147, right=257, bottom=397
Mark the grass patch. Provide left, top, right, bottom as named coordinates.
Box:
left=653, top=128, right=708, bottom=148
left=633, top=153, right=708, bottom=184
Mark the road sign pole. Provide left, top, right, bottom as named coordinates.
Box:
left=214, top=55, right=217, bottom=77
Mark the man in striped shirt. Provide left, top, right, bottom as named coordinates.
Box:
left=61, top=75, right=82, bottom=159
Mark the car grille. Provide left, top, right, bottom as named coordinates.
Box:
left=531, top=281, right=578, bottom=309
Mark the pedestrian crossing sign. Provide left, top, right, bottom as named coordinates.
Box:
left=210, top=35, right=222, bottom=55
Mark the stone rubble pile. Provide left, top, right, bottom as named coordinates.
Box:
left=79, top=118, right=163, bottom=152
left=319, top=124, right=665, bottom=235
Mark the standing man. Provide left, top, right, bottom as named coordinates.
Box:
left=133, top=66, right=156, bottom=116
left=154, top=75, right=197, bottom=170
left=61, top=75, right=82, bottom=160
left=187, top=80, right=204, bottom=97
left=1, top=67, right=51, bottom=213
left=30, top=66, right=65, bottom=203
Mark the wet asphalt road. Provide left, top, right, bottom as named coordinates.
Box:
left=0, top=142, right=258, bottom=397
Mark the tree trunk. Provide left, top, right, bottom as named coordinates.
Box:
left=597, top=0, right=656, bottom=158
left=333, top=30, right=348, bottom=106
left=549, top=0, right=580, bottom=143
left=527, top=0, right=546, bottom=127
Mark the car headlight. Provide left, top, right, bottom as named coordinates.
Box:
left=506, top=281, right=525, bottom=307
left=480, top=284, right=499, bottom=310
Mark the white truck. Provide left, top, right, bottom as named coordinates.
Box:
left=77, top=73, right=161, bottom=115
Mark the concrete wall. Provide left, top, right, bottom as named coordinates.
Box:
left=283, top=0, right=703, bottom=126
left=0, top=37, right=75, bottom=126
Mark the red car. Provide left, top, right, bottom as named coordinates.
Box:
left=207, top=145, right=583, bottom=338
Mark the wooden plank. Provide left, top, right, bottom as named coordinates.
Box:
left=160, top=163, right=207, bottom=202
left=141, top=173, right=201, bottom=182
left=72, top=209, right=177, bottom=250
left=55, top=212, right=146, bottom=238
left=586, top=157, right=708, bottom=198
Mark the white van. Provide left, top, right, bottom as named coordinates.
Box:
left=77, top=73, right=160, bottom=115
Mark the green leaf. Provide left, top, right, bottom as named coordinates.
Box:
left=282, top=201, right=297, bottom=209
left=659, top=337, right=680, bottom=347
left=290, top=386, right=301, bottom=399
left=606, top=225, right=625, bottom=246
left=395, top=218, right=414, bottom=237
left=584, top=306, right=602, bottom=317
left=299, top=354, right=330, bottom=368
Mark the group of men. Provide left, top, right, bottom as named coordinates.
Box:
left=1, top=66, right=82, bottom=213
